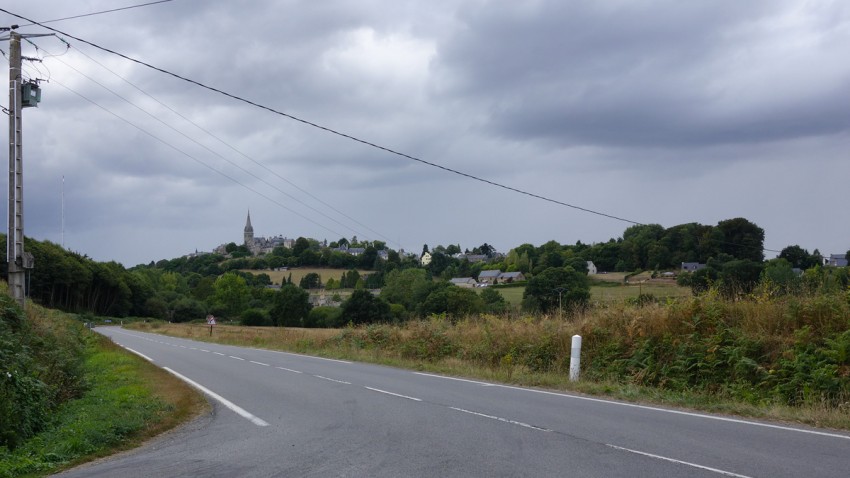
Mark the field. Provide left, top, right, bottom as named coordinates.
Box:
left=241, top=268, right=371, bottom=286
left=490, top=279, right=691, bottom=307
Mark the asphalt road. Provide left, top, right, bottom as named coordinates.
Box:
left=57, top=327, right=850, bottom=477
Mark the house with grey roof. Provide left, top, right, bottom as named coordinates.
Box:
left=681, top=262, right=706, bottom=272
left=826, top=254, right=848, bottom=267
left=450, top=277, right=477, bottom=288
left=477, top=270, right=501, bottom=284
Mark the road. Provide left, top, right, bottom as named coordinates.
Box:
left=58, top=327, right=850, bottom=477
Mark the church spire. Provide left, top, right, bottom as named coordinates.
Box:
left=244, top=210, right=254, bottom=246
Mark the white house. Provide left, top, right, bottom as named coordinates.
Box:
left=586, top=261, right=597, bottom=275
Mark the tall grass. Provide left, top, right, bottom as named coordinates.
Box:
left=130, top=290, right=850, bottom=428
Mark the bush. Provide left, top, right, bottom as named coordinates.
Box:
left=240, top=309, right=271, bottom=326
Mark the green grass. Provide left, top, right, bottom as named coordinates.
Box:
left=0, top=332, right=204, bottom=477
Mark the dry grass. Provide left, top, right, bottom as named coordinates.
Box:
left=127, top=293, right=850, bottom=431
left=241, top=268, right=371, bottom=286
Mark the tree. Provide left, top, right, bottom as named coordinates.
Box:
left=779, top=245, right=818, bottom=270
left=480, top=287, right=508, bottom=314
left=341, top=289, right=392, bottom=325
left=211, top=272, right=250, bottom=318
left=522, top=266, right=590, bottom=313
left=241, top=308, right=271, bottom=326
left=716, top=218, right=765, bottom=262
left=381, top=268, right=430, bottom=311
left=299, top=272, right=322, bottom=290
left=270, top=284, right=311, bottom=327
left=420, top=283, right=484, bottom=317
left=292, top=237, right=311, bottom=256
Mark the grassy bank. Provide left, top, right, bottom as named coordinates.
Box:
left=0, top=296, right=205, bottom=477
left=128, top=290, right=850, bottom=430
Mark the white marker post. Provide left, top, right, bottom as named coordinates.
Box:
left=569, top=335, right=582, bottom=382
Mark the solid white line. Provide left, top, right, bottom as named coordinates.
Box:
left=315, top=375, right=351, bottom=385
left=414, top=372, right=492, bottom=386
left=250, top=361, right=270, bottom=366
left=606, top=444, right=751, bottom=478
left=415, top=374, right=850, bottom=440
left=163, top=367, right=268, bottom=427
left=275, top=367, right=303, bottom=374
left=122, top=346, right=154, bottom=363
left=248, top=347, right=352, bottom=364
left=229, top=355, right=245, bottom=361
left=364, top=386, right=421, bottom=401
left=450, top=407, right=550, bottom=432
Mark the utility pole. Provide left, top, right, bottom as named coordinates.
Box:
left=7, top=30, right=27, bottom=308
left=3, top=28, right=52, bottom=309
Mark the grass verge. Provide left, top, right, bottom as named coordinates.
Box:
left=0, top=327, right=206, bottom=477
left=128, top=305, right=850, bottom=432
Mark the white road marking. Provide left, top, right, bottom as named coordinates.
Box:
left=606, top=444, right=752, bottom=478
left=213, top=352, right=225, bottom=356
left=229, top=356, right=245, bottom=361
left=414, top=372, right=492, bottom=386
left=250, top=361, right=270, bottom=366
left=276, top=367, right=302, bottom=374
left=249, top=347, right=352, bottom=364
left=199, top=349, right=210, bottom=353
left=416, top=374, right=850, bottom=440
left=122, top=346, right=154, bottom=363
left=450, top=407, right=550, bottom=432
left=315, top=375, right=351, bottom=385
left=163, top=367, right=268, bottom=427
left=364, top=386, right=421, bottom=401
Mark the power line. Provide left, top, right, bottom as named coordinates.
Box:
left=2, top=7, right=781, bottom=255
left=61, top=40, right=397, bottom=247
left=16, top=1, right=175, bottom=27
left=41, top=42, right=386, bottom=245
left=51, top=78, right=348, bottom=240
left=0, top=7, right=642, bottom=227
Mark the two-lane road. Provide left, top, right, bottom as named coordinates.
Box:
left=58, top=327, right=850, bottom=477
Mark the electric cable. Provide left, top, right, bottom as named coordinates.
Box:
left=52, top=78, right=348, bottom=240
left=63, top=40, right=398, bottom=247
left=44, top=46, right=380, bottom=244
left=0, top=7, right=643, bottom=227
left=16, top=1, right=175, bottom=27
left=1, top=7, right=782, bottom=255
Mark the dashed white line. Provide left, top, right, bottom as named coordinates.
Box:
left=229, top=356, right=245, bottom=361
left=213, top=352, right=225, bottom=356
left=250, top=361, right=270, bottom=367
left=163, top=367, right=268, bottom=427
left=249, top=347, right=352, bottom=364
left=275, top=367, right=302, bottom=374
left=364, top=386, right=421, bottom=401
left=605, top=444, right=751, bottom=478
left=416, top=373, right=850, bottom=440
left=450, top=407, right=550, bottom=432
left=315, top=375, right=351, bottom=385
left=199, top=349, right=210, bottom=353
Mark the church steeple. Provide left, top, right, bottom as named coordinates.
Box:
left=244, top=210, right=254, bottom=246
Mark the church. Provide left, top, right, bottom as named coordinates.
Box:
left=244, top=211, right=294, bottom=255
left=214, top=212, right=293, bottom=256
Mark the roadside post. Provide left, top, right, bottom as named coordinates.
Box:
left=569, top=335, right=582, bottom=382
left=206, top=314, right=216, bottom=336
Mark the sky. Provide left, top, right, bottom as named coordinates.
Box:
left=2, top=0, right=849, bottom=267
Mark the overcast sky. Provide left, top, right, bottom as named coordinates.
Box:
left=3, top=0, right=849, bottom=267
